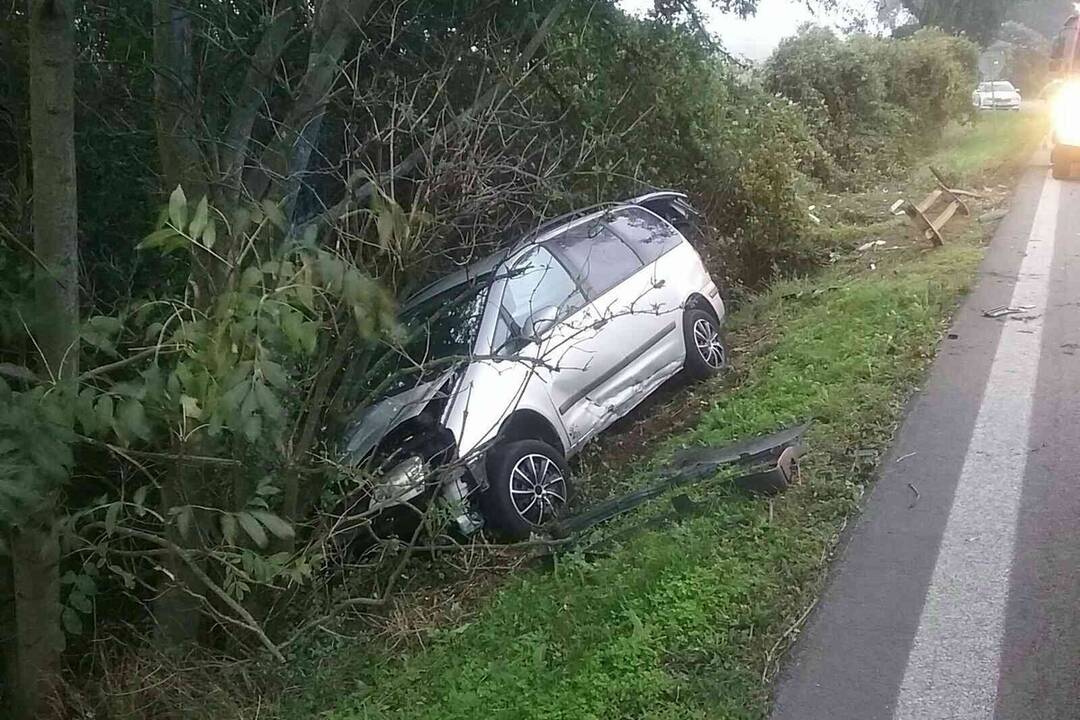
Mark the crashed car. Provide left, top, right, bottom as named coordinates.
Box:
left=339, top=192, right=727, bottom=540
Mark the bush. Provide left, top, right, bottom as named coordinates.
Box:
left=536, top=9, right=822, bottom=287
left=764, top=27, right=978, bottom=184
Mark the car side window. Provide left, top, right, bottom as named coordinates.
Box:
left=604, top=207, right=683, bottom=264
left=493, top=245, right=585, bottom=350
left=544, top=221, right=643, bottom=299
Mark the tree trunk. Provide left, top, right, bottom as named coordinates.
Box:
left=13, top=0, right=78, bottom=716
left=10, top=523, right=63, bottom=719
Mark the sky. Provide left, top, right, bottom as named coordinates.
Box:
left=619, top=0, right=888, bottom=62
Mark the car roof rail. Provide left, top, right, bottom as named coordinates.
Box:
left=521, top=190, right=691, bottom=242
left=523, top=202, right=619, bottom=239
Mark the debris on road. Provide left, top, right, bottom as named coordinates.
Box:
left=979, top=208, right=1009, bottom=224
left=896, top=451, right=918, bottom=463
left=907, top=482, right=920, bottom=509
left=983, top=305, right=1033, bottom=318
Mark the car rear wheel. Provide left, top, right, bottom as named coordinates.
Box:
left=481, top=440, right=572, bottom=540
left=682, top=307, right=727, bottom=380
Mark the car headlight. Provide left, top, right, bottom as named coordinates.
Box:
left=372, top=456, right=429, bottom=505
left=1053, top=81, right=1080, bottom=147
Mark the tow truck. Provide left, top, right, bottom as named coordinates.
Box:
left=1048, top=10, right=1080, bottom=179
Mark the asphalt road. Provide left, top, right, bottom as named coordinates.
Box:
left=770, top=152, right=1080, bottom=720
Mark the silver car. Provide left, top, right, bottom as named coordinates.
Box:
left=339, top=192, right=727, bottom=540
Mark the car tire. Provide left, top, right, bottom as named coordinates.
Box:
left=480, top=440, right=572, bottom=540
left=682, top=307, right=727, bottom=380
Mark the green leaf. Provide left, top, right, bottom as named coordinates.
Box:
left=240, top=265, right=263, bottom=290
left=76, top=388, right=98, bottom=435
left=220, top=381, right=250, bottom=418
left=236, top=511, right=269, bottom=548
left=180, top=394, right=202, bottom=420
left=253, top=382, right=283, bottom=424
left=168, top=185, right=188, bottom=230
left=376, top=210, right=394, bottom=250
left=62, top=606, right=83, bottom=636
left=242, top=412, right=262, bottom=442
left=256, top=478, right=281, bottom=497
left=298, top=321, right=318, bottom=354
left=296, top=260, right=316, bottom=310
left=220, top=512, right=238, bottom=545
left=189, top=196, right=209, bottom=239
left=104, top=502, right=120, bottom=535
left=118, top=398, right=152, bottom=442
left=94, top=395, right=114, bottom=428
left=260, top=360, right=288, bottom=390
left=143, top=321, right=164, bottom=343
left=138, top=227, right=180, bottom=250
left=68, top=590, right=92, bottom=614
left=251, top=510, right=294, bottom=541
left=261, top=199, right=286, bottom=231
left=175, top=505, right=193, bottom=540
left=202, top=218, right=217, bottom=250
left=88, top=315, right=122, bottom=335
left=133, top=485, right=148, bottom=516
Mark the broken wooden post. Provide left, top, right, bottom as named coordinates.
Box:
left=890, top=167, right=975, bottom=247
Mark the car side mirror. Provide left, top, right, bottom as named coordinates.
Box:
left=523, top=305, right=559, bottom=342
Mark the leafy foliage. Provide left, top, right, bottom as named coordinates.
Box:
left=765, top=27, right=978, bottom=184
left=992, top=22, right=1050, bottom=95
left=0, top=379, right=76, bottom=528
left=899, top=0, right=1017, bottom=46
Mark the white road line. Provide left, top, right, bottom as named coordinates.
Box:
left=893, top=177, right=1061, bottom=719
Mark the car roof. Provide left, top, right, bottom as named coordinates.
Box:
left=401, top=191, right=688, bottom=310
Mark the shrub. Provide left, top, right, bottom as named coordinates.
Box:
left=764, top=26, right=978, bottom=184
left=537, top=10, right=821, bottom=287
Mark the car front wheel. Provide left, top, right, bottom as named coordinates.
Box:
left=480, top=440, right=572, bottom=540
left=682, top=307, right=727, bottom=380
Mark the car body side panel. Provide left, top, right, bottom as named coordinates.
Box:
left=582, top=248, right=684, bottom=391
left=441, top=356, right=570, bottom=461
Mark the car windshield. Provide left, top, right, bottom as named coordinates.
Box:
left=357, top=279, right=490, bottom=401
left=987, top=82, right=1015, bottom=92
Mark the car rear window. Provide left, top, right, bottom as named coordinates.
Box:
left=544, top=220, right=643, bottom=299
left=603, top=207, right=683, bottom=263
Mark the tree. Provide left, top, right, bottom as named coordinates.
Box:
left=882, top=0, right=1016, bottom=45
left=1006, top=0, right=1074, bottom=39
left=9, top=0, right=78, bottom=716
left=990, top=21, right=1050, bottom=91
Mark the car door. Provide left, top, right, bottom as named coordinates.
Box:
left=485, top=244, right=601, bottom=449
left=541, top=218, right=674, bottom=447
left=592, top=207, right=688, bottom=411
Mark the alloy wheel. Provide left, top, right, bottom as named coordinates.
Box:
left=692, top=317, right=726, bottom=369
left=508, top=453, right=567, bottom=526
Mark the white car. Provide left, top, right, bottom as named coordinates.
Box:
left=972, top=81, right=1022, bottom=111
left=338, top=192, right=727, bottom=539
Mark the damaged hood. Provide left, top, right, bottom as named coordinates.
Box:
left=341, top=370, right=455, bottom=463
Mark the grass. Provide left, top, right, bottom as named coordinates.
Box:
left=276, top=111, right=1046, bottom=720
